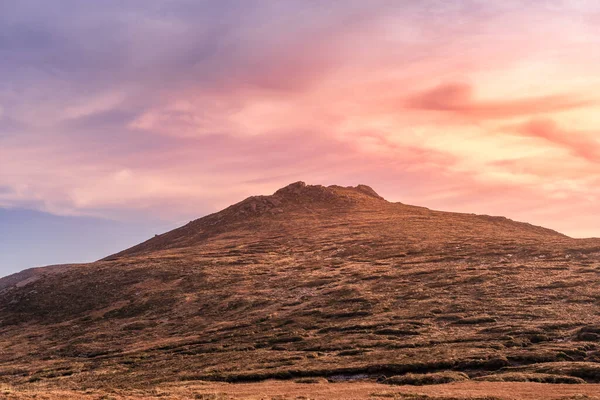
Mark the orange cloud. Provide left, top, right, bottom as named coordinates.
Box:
left=406, top=83, right=592, bottom=119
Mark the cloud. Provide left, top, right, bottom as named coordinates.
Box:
left=406, top=83, right=592, bottom=119
left=513, top=119, right=600, bottom=163
left=0, top=125, right=458, bottom=221
left=2, top=0, right=600, bottom=240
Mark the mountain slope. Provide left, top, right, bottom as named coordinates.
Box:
left=105, top=181, right=564, bottom=260
left=1, top=182, right=600, bottom=390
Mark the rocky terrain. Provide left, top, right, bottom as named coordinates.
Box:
left=1, top=182, right=600, bottom=399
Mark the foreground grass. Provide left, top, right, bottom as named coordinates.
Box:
left=2, top=381, right=600, bottom=400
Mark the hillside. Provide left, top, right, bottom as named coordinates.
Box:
left=1, top=182, right=600, bottom=398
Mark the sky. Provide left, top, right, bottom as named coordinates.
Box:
left=2, top=0, right=600, bottom=276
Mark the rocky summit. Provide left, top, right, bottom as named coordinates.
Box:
left=1, top=182, right=600, bottom=393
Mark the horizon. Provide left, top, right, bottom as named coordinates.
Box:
left=3, top=1, right=600, bottom=276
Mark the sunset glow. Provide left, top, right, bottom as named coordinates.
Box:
left=2, top=1, right=600, bottom=272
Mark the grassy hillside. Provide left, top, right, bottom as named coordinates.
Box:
left=1, top=182, right=599, bottom=395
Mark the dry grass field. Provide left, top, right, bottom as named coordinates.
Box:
left=2, top=380, right=600, bottom=399
left=1, top=182, right=600, bottom=399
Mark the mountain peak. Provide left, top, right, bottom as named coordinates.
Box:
left=273, top=181, right=385, bottom=202
left=102, top=182, right=388, bottom=260
left=332, top=183, right=384, bottom=200
left=224, top=182, right=386, bottom=220
left=103, top=181, right=571, bottom=262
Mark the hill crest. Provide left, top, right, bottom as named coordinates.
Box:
left=103, top=182, right=387, bottom=260
left=101, top=181, right=569, bottom=261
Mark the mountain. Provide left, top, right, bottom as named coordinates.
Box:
left=1, top=182, right=600, bottom=393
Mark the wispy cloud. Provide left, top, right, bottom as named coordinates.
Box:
left=406, top=83, right=592, bottom=119
left=513, top=119, right=600, bottom=163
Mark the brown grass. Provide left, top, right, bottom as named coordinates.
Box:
left=475, top=372, right=585, bottom=384
left=384, top=372, right=470, bottom=385
left=1, top=182, right=600, bottom=397
left=3, top=381, right=600, bottom=399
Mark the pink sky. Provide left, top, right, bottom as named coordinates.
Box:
left=2, top=1, right=600, bottom=239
